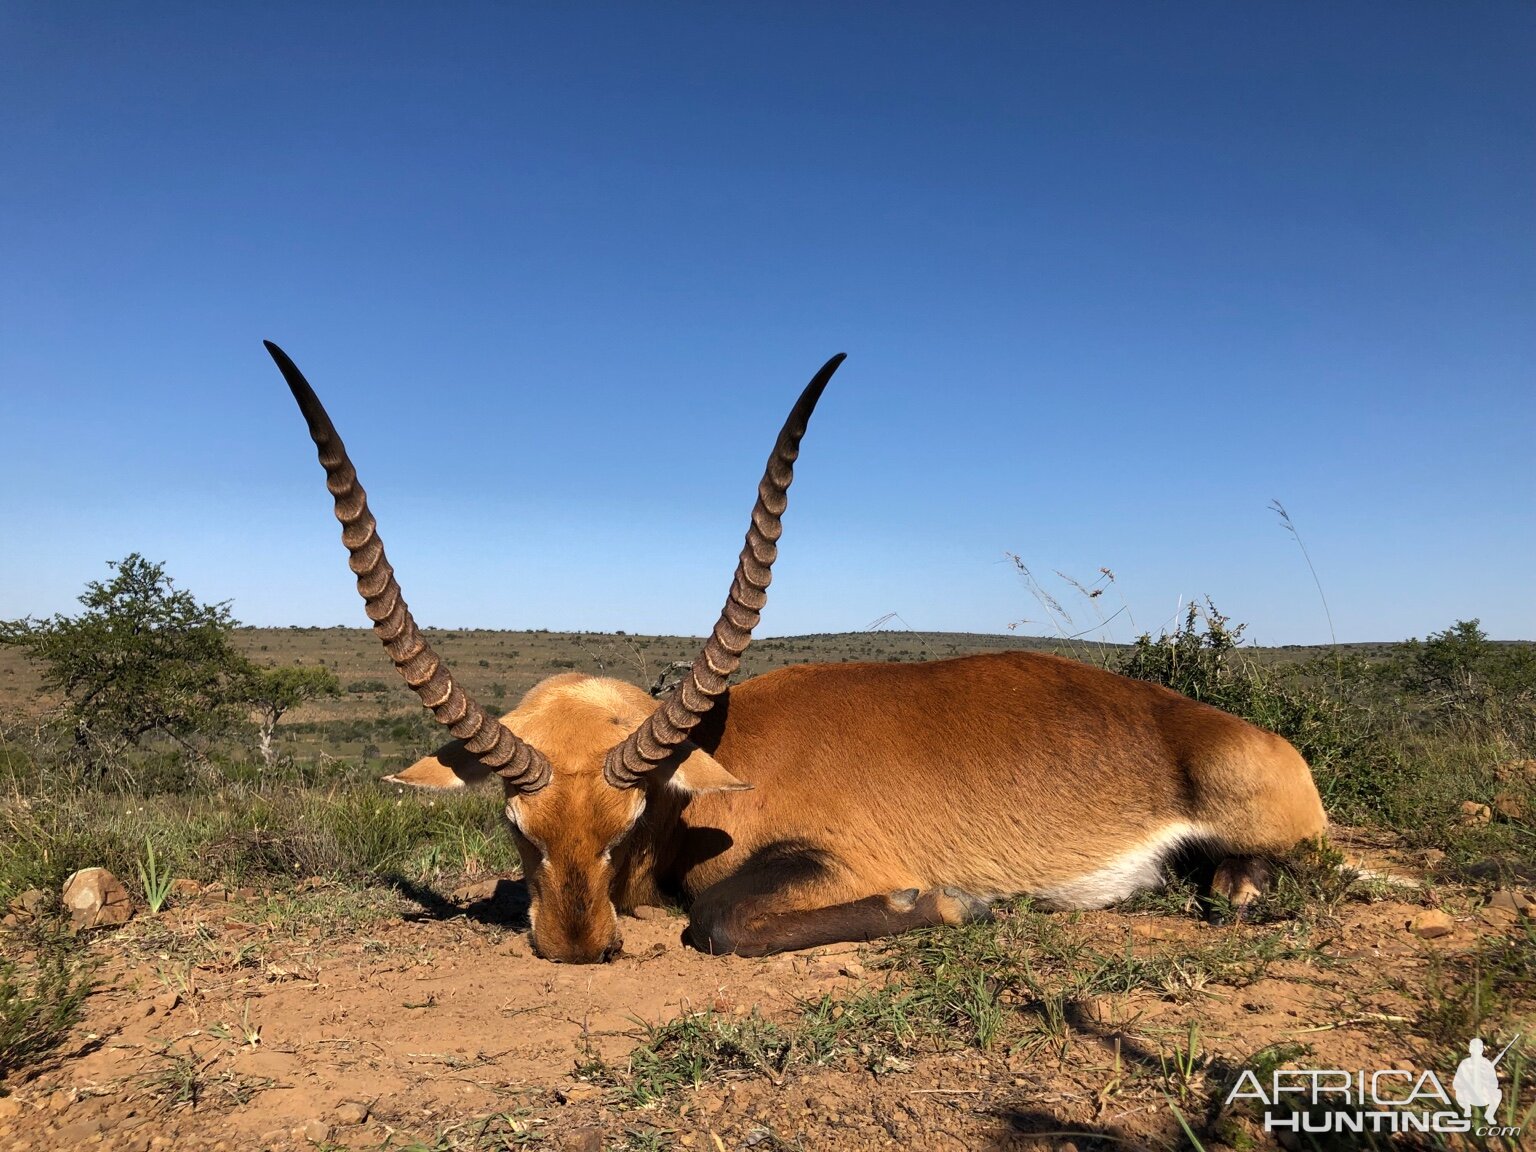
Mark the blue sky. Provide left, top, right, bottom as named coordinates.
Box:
left=3, top=3, right=1532, bottom=645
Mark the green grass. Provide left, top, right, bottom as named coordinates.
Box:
left=0, top=921, right=93, bottom=1084
left=592, top=898, right=1311, bottom=1108
left=0, top=778, right=520, bottom=905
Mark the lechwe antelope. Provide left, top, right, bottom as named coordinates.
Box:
left=265, top=341, right=1326, bottom=964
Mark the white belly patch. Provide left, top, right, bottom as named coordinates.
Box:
left=1030, top=821, right=1213, bottom=910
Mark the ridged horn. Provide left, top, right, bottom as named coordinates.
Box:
left=604, top=353, right=846, bottom=787
left=264, top=340, right=551, bottom=793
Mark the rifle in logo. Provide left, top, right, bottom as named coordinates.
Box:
left=1453, top=1034, right=1519, bottom=1124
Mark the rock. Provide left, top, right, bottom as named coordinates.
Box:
left=168, top=879, right=201, bottom=902
left=202, top=882, right=229, bottom=903
left=61, top=868, right=133, bottom=929
left=1459, top=801, right=1492, bottom=826
left=1410, top=910, right=1454, bottom=939
left=838, top=959, right=866, bottom=978
left=1493, top=792, right=1527, bottom=821
left=46, top=1090, right=72, bottom=1114
left=1479, top=905, right=1518, bottom=930
left=1496, top=758, right=1536, bottom=783
left=450, top=879, right=498, bottom=904
left=236, top=887, right=258, bottom=902
left=0, top=1097, right=23, bottom=1122
left=301, top=1118, right=332, bottom=1143
left=1489, top=889, right=1533, bottom=915
left=561, top=1128, right=604, bottom=1152
left=154, top=991, right=180, bottom=1014
left=53, top=1119, right=103, bottom=1145
left=1421, top=848, right=1447, bottom=868
left=334, top=1101, right=369, bottom=1125
left=631, top=904, right=674, bottom=921
left=4, top=888, right=51, bottom=925
left=558, top=1084, right=602, bottom=1104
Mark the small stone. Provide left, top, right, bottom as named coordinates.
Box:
left=838, top=959, right=866, bottom=978
left=53, top=1119, right=103, bottom=1145
left=0, top=1097, right=23, bottom=1121
left=558, top=1085, right=602, bottom=1104
left=5, top=888, right=50, bottom=923
left=1489, top=889, right=1533, bottom=914
left=334, top=1101, right=369, bottom=1125
left=1495, top=758, right=1536, bottom=783
left=631, top=905, right=674, bottom=921
left=61, top=868, right=133, bottom=929
left=302, top=1119, right=332, bottom=1143
left=46, top=1091, right=72, bottom=1114
left=1493, top=792, right=1527, bottom=821
left=155, top=991, right=180, bottom=1014
left=1479, top=905, right=1518, bottom=930
left=168, top=879, right=201, bottom=901
left=202, top=883, right=230, bottom=903
left=561, top=1128, right=604, bottom=1152
left=450, top=878, right=498, bottom=904
left=1459, top=801, right=1493, bottom=826
left=236, top=887, right=258, bottom=902
left=1422, top=848, right=1447, bottom=868
left=1410, top=910, right=1455, bottom=939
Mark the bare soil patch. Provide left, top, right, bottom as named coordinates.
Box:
left=3, top=837, right=1531, bottom=1152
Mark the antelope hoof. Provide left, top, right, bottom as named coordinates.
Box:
left=922, top=886, right=993, bottom=926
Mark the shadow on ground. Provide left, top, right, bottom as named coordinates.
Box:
left=385, top=873, right=531, bottom=930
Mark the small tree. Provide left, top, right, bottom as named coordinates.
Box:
left=242, top=664, right=341, bottom=768
left=1398, top=619, right=1536, bottom=720
left=0, top=554, right=250, bottom=776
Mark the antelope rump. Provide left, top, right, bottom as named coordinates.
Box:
left=264, top=341, right=1327, bottom=964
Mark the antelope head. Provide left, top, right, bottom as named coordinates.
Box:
left=265, top=342, right=843, bottom=962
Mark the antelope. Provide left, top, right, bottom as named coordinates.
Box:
left=264, top=341, right=1327, bottom=964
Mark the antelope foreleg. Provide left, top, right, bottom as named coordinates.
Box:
left=688, top=885, right=992, bottom=958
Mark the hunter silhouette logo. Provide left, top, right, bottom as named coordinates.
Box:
left=1226, top=1035, right=1525, bottom=1137
left=1454, top=1036, right=1517, bottom=1124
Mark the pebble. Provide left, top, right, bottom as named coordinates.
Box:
left=1409, top=910, right=1454, bottom=939
left=1493, top=792, right=1526, bottom=820
left=1490, top=888, right=1532, bottom=913
left=1459, top=801, right=1492, bottom=826
left=334, top=1101, right=370, bottom=1125
left=562, top=1128, right=604, bottom=1152
left=302, top=1119, right=332, bottom=1143
left=631, top=905, right=674, bottom=921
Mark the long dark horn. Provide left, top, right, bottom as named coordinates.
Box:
left=264, top=341, right=551, bottom=793
left=604, top=353, right=845, bottom=787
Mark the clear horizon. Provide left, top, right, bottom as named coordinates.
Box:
left=3, top=3, right=1532, bottom=646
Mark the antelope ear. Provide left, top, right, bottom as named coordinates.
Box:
left=660, top=744, right=752, bottom=795
left=383, top=739, right=498, bottom=790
